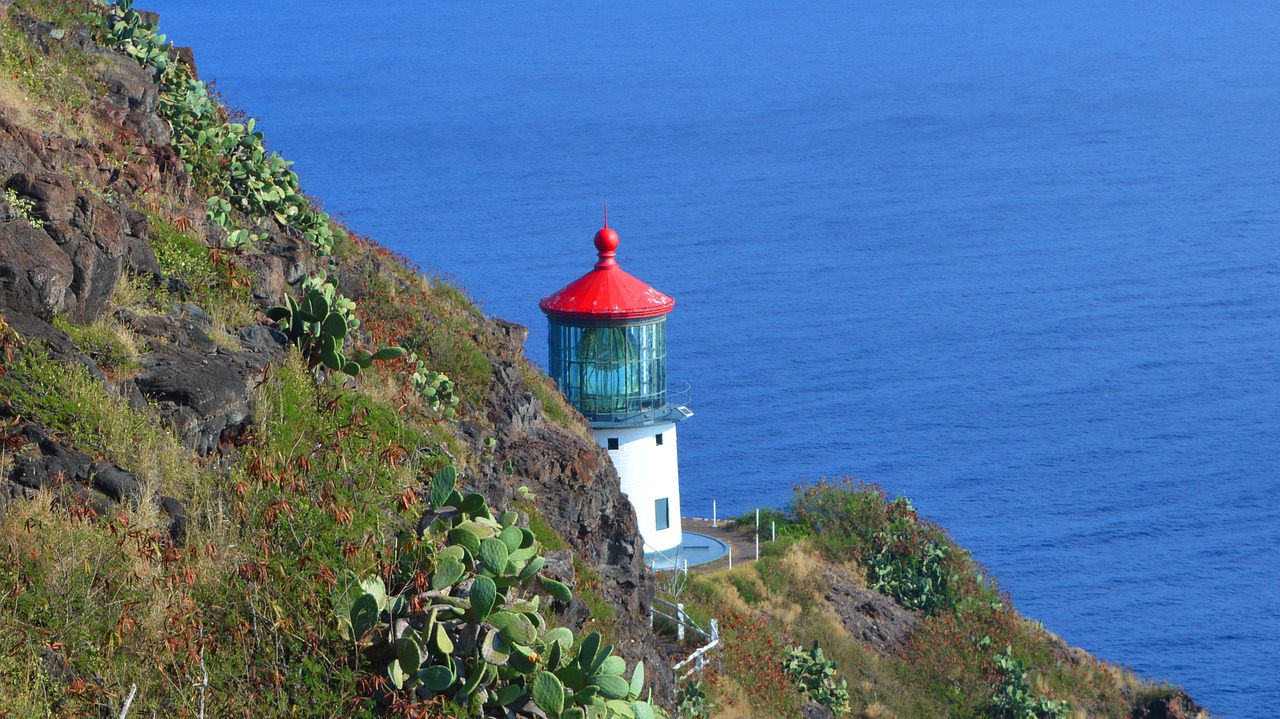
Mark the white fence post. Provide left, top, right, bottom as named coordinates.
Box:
left=676, top=603, right=685, bottom=642
left=728, top=545, right=732, bottom=569
left=713, top=500, right=717, bottom=528
left=772, top=520, right=776, bottom=543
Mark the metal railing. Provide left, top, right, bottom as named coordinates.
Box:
left=651, top=598, right=720, bottom=680
left=666, top=379, right=692, bottom=409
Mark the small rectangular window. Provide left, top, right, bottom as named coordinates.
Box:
left=655, top=432, right=664, bottom=446
left=655, top=498, right=670, bottom=530
left=607, top=437, right=619, bottom=450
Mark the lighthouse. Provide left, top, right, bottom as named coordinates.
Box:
left=540, top=220, right=691, bottom=558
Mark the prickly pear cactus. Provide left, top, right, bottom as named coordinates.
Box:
left=265, top=271, right=404, bottom=377
left=407, top=351, right=460, bottom=419
left=331, top=464, right=667, bottom=717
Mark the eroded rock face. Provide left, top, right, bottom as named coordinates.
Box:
left=823, top=565, right=918, bottom=654
left=1130, top=689, right=1211, bottom=719
left=0, top=121, right=159, bottom=324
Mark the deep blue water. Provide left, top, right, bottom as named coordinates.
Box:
left=145, top=2, right=1279, bottom=715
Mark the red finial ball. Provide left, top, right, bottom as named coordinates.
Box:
left=594, top=227, right=620, bottom=254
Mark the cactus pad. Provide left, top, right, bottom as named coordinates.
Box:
left=532, top=672, right=566, bottom=716
left=470, top=575, right=497, bottom=620
left=432, top=557, right=465, bottom=589
left=479, top=538, right=510, bottom=575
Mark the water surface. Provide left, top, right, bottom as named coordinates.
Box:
left=146, top=3, right=1280, bottom=715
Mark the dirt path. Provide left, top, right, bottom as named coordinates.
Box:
left=680, top=517, right=760, bottom=572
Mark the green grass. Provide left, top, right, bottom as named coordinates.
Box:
left=0, top=345, right=205, bottom=502
left=571, top=555, right=617, bottom=635
left=521, top=501, right=570, bottom=553
left=50, top=315, right=141, bottom=376
left=0, top=342, right=436, bottom=717
left=0, top=638, right=55, bottom=718
left=144, top=213, right=255, bottom=341
left=0, top=342, right=226, bottom=717
left=10, top=0, right=100, bottom=36
left=428, top=278, right=484, bottom=320
left=0, top=19, right=92, bottom=109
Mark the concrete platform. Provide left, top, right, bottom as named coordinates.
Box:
left=645, top=531, right=729, bottom=571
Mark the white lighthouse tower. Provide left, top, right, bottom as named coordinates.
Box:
left=540, top=221, right=691, bottom=557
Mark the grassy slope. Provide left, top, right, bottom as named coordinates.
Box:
left=0, top=3, right=560, bottom=715
left=0, top=3, right=1202, bottom=718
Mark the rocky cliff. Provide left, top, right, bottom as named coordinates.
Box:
left=0, top=3, right=670, bottom=715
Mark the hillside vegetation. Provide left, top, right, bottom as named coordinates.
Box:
left=0, top=2, right=1210, bottom=718
left=658, top=481, right=1207, bottom=719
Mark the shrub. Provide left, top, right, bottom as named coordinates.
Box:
left=101, top=0, right=339, bottom=255
left=266, top=270, right=405, bottom=377
left=785, top=480, right=963, bottom=615
left=3, top=188, right=44, bottom=228
left=864, top=497, right=958, bottom=615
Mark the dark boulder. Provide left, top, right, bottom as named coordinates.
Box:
left=89, top=460, right=143, bottom=502
left=94, top=50, right=170, bottom=146
left=119, top=308, right=220, bottom=355
left=800, top=702, right=838, bottom=719
left=238, top=324, right=289, bottom=354
left=0, top=213, right=75, bottom=320
left=133, top=344, right=266, bottom=455
left=10, top=437, right=94, bottom=489
left=159, top=495, right=188, bottom=543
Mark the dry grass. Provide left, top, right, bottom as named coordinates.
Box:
left=0, top=77, right=93, bottom=140
left=710, top=695, right=763, bottom=719
left=0, top=480, right=240, bottom=717
left=861, top=701, right=889, bottom=718
left=56, top=313, right=146, bottom=376
left=108, top=272, right=156, bottom=315
left=0, top=21, right=102, bottom=141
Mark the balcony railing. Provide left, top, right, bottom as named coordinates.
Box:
left=584, top=379, right=693, bottom=428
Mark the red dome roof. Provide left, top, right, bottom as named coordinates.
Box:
left=539, top=225, right=675, bottom=320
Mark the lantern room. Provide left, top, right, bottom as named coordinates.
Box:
left=539, top=224, right=683, bottom=425
left=540, top=220, right=691, bottom=557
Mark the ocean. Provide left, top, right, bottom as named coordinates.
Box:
left=143, top=2, right=1279, bottom=715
